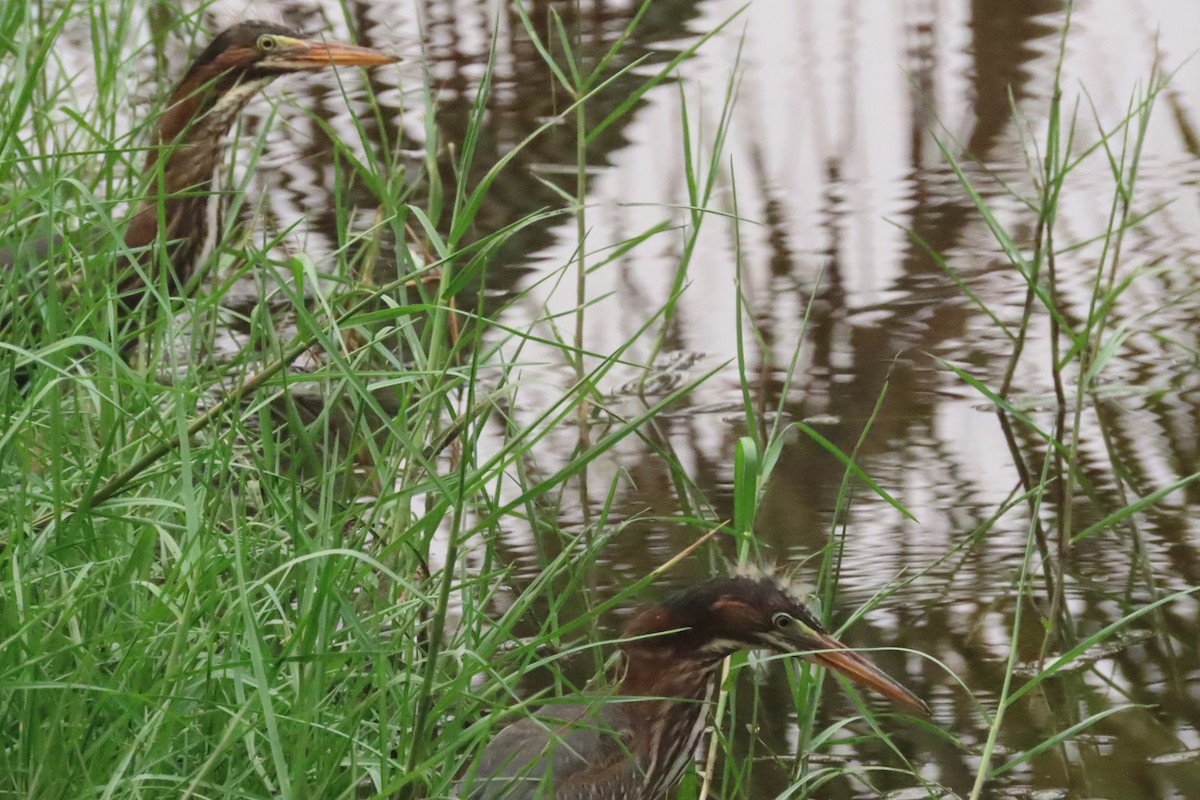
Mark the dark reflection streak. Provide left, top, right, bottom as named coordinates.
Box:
left=811, top=162, right=844, bottom=384
left=967, top=2, right=1067, bottom=613
left=966, top=7, right=1061, bottom=453
left=1165, top=84, right=1200, bottom=158
left=905, top=0, right=936, bottom=170
left=965, top=0, right=1061, bottom=157
left=747, top=129, right=800, bottom=439
left=838, top=0, right=859, bottom=301
left=893, top=2, right=1004, bottom=575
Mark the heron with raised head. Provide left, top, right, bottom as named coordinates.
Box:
left=460, top=574, right=928, bottom=800
left=117, top=19, right=397, bottom=316
left=1, top=21, right=397, bottom=339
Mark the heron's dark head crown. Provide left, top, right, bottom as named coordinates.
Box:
left=623, top=575, right=828, bottom=658
left=187, top=21, right=303, bottom=75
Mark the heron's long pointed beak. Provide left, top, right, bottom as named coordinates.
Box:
left=304, top=41, right=399, bottom=67
left=277, top=38, right=399, bottom=69
left=807, top=631, right=930, bottom=716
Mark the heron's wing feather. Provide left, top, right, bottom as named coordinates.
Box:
left=462, top=702, right=644, bottom=800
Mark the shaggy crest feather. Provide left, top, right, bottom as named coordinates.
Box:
left=204, top=4, right=285, bottom=35
left=733, top=562, right=814, bottom=604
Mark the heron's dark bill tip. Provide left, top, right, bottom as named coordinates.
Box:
left=811, top=634, right=930, bottom=716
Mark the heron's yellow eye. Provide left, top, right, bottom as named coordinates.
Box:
left=772, top=612, right=793, bottom=630
left=257, top=35, right=277, bottom=52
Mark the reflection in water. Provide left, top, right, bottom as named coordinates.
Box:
left=15, top=0, right=1200, bottom=796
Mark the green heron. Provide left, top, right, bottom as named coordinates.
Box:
left=460, top=575, right=928, bottom=799
left=116, top=20, right=397, bottom=315
left=1, top=21, right=395, bottom=384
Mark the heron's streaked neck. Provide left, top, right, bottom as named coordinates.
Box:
left=123, top=72, right=272, bottom=271
left=147, top=74, right=273, bottom=192
left=618, top=646, right=725, bottom=797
